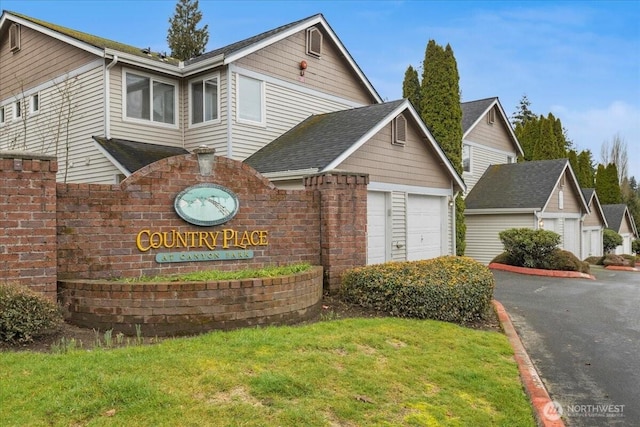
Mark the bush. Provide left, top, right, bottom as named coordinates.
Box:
left=546, top=249, right=591, bottom=274
left=601, top=254, right=632, bottom=267
left=584, top=256, right=604, bottom=266
left=633, top=239, right=639, bottom=255
left=0, top=284, right=62, bottom=343
left=490, top=251, right=513, bottom=265
left=603, top=229, right=623, bottom=253
left=340, top=256, right=494, bottom=324
left=498, top=228, right=561, bottom=268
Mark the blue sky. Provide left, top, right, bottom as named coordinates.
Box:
left=3, top=0, right=639, bottom=178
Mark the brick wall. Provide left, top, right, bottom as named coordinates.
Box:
left=0, top=152, right=58, bottom=300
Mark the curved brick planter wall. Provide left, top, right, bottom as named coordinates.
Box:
left=58, top=266, right=323, bottom=336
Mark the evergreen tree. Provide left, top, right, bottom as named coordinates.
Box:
left=577, top=150, right=595, bottom=187
left=596, top=163, right=622, bottom=204
left=532, top=115, right=557, bottom=160
left=167, top=0, right=209, bottom=60
left=511, top=94, right=535, bottom=127
left=568, top=149, right=579, bottom=182
left=420, top=40, right=465, bottom=255
left=402, top=65, right=422, bottom=112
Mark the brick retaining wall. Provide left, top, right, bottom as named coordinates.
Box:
left=58, top=266, right=324, bottom=336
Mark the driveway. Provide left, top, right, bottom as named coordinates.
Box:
left=493, top=267, right=640, bottom=426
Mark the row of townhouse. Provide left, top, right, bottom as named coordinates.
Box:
left=1, top=10, right=636, bottom=266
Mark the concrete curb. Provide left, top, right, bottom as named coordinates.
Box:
left=493, top=300, right=565, bottom=427
left=604, top=265, right=638, bottom=272
left=489, top=262, right=595, bottom=280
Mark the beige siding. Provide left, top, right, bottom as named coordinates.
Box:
left=465, top=106, right=516, bottom=152
left=583, top=200, right=605, bottom=227
left=546, top=171, right=582, bottom=213
left=235, top=27, right=375, bottom=105
left=465, top=213, right=535, bottom=264
left=391, top=192, right=407, bottom=261
left=463, top=144, right=515, bottom=193
left=337, top=120, right=451, bottom=189
left=108, top=65, right=183, bottom=147
left=230, top=71, right=363, bottom=160
left=0, top=23, right=97, bottom=100
left=0, top=66, right=119, bottom=183
left=620, top=215, right=633, bottom=234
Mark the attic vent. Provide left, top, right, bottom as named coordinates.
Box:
left=487, top=108, right=495, bottom=124
left=393, top=114, right=407, bottom=145
left=306, top=27, right=322, bottom=58
left=560, top=175, right=566, bottom=187
left=9, top=23, right=21, bottom=52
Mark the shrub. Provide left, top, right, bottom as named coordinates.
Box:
left=0, top=284, right=62, bottom=343
left=601, top=254, right=631, bottom=267
left=603, top=229, right=623, bottom=253
left=498, top=228, right=560, bottom=268
left=490, top=251, right=513, bottom=265
left=340, top=256, right=494, bottom=324
left=584, top=256, right=604, bottom=266
left=633, top=239, right=639, bottom=255
left=546, top=249, right=590, bottom=274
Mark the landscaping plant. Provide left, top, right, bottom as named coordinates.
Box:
left=498, top=228, right=560, bottom=268
left=603, top=229, right=623, bottom=254
left=340, top=256, right=494, bottom=324
left=0, top=283, right=62, bottom=343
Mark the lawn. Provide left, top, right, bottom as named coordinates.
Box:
left=1, top=317, right=535, bottom=426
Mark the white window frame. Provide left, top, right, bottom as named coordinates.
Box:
left=236, top=74, right=265, bottom=126
left=13, top=100, right=22, bottom=120
left=30, top=93, right=40, bottom=115
left=462, top=143, right=472, bottom=174
left=188, top=72, right=221, bottom=127
left=122, top=68, right=178, bottom=128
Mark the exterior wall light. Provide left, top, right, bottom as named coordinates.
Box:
left=538, top=219, right=544, bottom=229
left=194, top=145, right=216, bottom=176
left=300, top=60, right=307, bottom=76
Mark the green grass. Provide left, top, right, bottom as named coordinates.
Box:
left=119, top=262, right=312, bottom=283
left=0, top=318, right=535, bottom=426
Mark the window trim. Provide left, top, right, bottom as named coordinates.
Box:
left=392, top=114, right=407, bottom=146
left=9, top=23, right=20, bottom=52
left=462, top=143, right=472, bottom=174
left=122, top=68, right=178, bottom=128
left=188, top=72, right=221, bottom=128
left=13, top=100, right=22, bottom=121
left=30, top=93, right=40, bottom=115
left=236, top=73, right=266, bottom=126
left=306, top=27, right=322, bottom=58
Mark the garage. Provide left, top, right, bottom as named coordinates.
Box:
left=582, top=228, right=603, bottom=258
left=407, top=194, right=444, bottom=261
left=367, top=191, right=389, bottom=265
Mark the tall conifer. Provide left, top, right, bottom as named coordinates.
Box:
left=402, top=65, right=422, bottom=112
left=167, top=0, right=209, bottom=60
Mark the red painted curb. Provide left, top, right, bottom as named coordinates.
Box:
left=604, top=265, right=638, bottom=272
left=493, top=300, right=565, bottom=427
left=489, top=263, right=596, bottom=280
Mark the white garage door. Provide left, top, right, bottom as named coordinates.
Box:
left=590, top=230, right=602, bottom=256
left=367, top=192, right=388, bottom=265
left=563, top=219, right=580, bottom=258
left=407, top=194, right=442, bottom=261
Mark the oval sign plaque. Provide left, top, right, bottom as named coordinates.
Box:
left=174, top=184, right=239, bottom=226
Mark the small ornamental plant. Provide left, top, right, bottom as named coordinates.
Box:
left=340, top=256, right=494, bottom=324
left=0, top=283, right=62, bottom=343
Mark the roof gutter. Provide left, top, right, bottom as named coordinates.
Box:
left=103, top=48, right=182, bottom=76
left=465, top=208, right=539, bottom=215
left=104, top=54, right=118, bottom=139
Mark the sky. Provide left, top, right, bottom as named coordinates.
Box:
left=3, top=0, right=639, bottom=179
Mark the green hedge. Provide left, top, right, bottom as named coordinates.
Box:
left=0, top=284, right=62, bottom=343
left=498, top=228, right=560, bottom=268
left=340, top=256, right=494, bottom=324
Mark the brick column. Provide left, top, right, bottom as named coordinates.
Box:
left=0, top=152, right=58, bottom=300
left=304, top=171, right=369, bottom=293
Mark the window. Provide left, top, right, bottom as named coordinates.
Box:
left=237, top=75, right=264, bottom=124
left=190, top=74, right=219, bottom=125
left=462, top=144, right=471, bottom=173
left=0, top=107, right=5, bottom=125
left=125, top=71, right=176, bottom=125
left=13, top=101, right=21, bottom=120
left=30, top=94, right=40, bottom=114
left=9, top=23, right=20, bottom=52
left=306, top=27, right=322, bottom=57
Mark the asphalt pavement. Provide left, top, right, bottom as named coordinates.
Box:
left=493, top=267, right=640, bottom=427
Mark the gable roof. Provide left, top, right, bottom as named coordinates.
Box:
left=465, top=158, right=587, bottom=212
left=0, top=11, right=381, bottom=101
left=245, top=99, right=465, bottom=192
left=461, top=97, right=524, bottom=157
left=581, top=188, right=608, bottom=228
left=602, top=204, right=638, bottom=237
left=92, top=137, right=189, bottom=176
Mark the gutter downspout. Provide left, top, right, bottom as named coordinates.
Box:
left=451, top=189, right=459, bottom=256
left=104, top=55, right=119, bottom=139
left=226, top=64, right=233, bottom=158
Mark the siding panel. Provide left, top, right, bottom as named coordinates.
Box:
left=466, top=214, right=535, bottom=264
